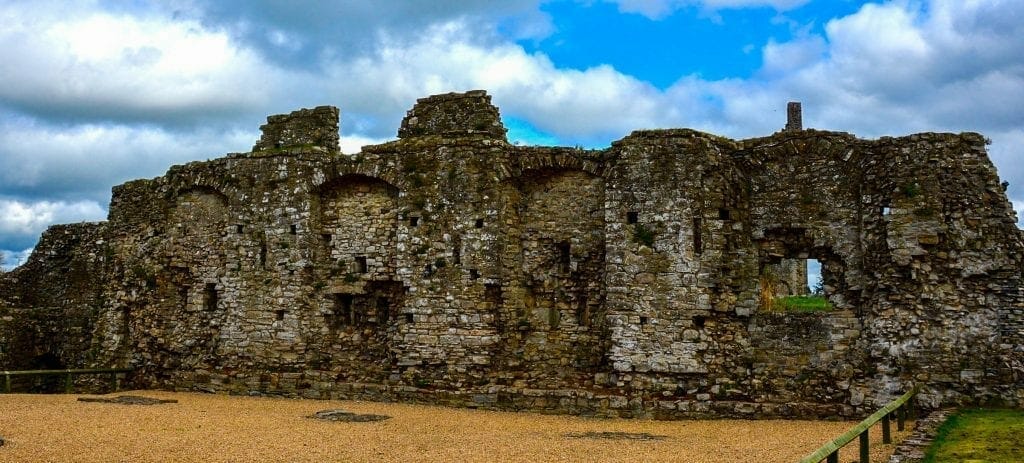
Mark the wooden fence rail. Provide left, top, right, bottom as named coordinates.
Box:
left=2, top=368, right=133, bottom=394
left=799, top=387, right=918, bottom=463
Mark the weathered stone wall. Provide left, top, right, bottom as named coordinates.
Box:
left=0, top=223, right=108, bottom=390
left=2, top=90, right=1021, bottom=417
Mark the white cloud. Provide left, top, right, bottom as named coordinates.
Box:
left=0, top=116, right=256, bottom=202
left=323, top=22, right=676, bottom=143
left=0, top=2, right=285, bottom=124
left=1, top=247, right=33, bottom=270
left=0, top=199, right=106, bottom=236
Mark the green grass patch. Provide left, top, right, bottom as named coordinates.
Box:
left=774, top=295, right=832, bottom=312
left=924, top=409, right=1024, bottom=463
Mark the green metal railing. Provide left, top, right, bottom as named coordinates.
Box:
left=2, top=368, right=132, bottom=394
left=799, top=387, right=917, bottom=463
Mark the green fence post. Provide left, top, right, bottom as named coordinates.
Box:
left=859, top=430, right=869, bottom=463
left=65, top=372, right=74, bottom=393
left=3, top=373, right=10, bottom=393
left=882, top=412, right=892, bottom=444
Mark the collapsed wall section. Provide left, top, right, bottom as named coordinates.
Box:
left=0, top=223, right=109, bottom=391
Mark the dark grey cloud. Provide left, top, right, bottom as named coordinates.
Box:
left=155, top=0, right=550, bottom=69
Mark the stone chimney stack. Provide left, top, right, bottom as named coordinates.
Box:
left=785, top=101, right=802, bottom=131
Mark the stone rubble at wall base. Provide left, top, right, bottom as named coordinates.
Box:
left=1, top=90, right=1021, bottom=418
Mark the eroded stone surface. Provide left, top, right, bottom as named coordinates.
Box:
left=1, top=90, right=1021, bottom=419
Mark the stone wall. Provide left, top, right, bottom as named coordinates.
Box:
left=0, top=223, right=108, bottom=391
left=1, top=90, right=1021, bottom=417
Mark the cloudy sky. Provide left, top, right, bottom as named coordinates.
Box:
left=1, top=0, right=1023, bottom=269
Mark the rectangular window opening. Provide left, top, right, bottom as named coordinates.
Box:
left=577, top=295, right=590, bottom=327
left=557, top=241, right=571, bottom=272
left=321, top=233, right=332, bottom=242
left=405, top=313, right=414, bottom=324
left=626, top=211, right=639, bottom=224
left=356, top=256, right=368, bottom=273
left=236, top=224, right=244, bottom=234
left=718, top=208, right=731, bottom=220
left=409, top=216, right=419, bottom=227
left=334, top=294, right=355, bottom=326
left=204, top=283, right=218, bottom=311
left=475, top=218, right=484, bottom=228
left=275, top=309, right=286, bottom=321
left=453, top=248, right=461, bottom=265
left=290, top=224, right=297, bottom=235
left=469, top=269, right=479, bottom=280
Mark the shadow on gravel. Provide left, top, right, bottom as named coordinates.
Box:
left=308, top=409, right=391, bottom=422
left=565, top=431, right=668, bottom=441
left=78, top=396, right=179, bottom=405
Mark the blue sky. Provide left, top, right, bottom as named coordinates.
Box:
left=1, top=0, right=1023, bottom=273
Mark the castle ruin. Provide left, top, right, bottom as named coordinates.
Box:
left=1, top=90, right=1021, bottom=418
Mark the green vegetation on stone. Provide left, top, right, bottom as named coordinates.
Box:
left=774, top=295, right=832, bottom=312
left=924, top=409, right=1024, bottom=463
left=631, top=223, right=655, bottom=247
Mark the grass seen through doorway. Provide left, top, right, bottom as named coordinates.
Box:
left=774, top=295, right=831, bottom=312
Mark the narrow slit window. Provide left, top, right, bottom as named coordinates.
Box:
left=290, top=224, right=297, bottom=235
left=453, top=248, right=461, bottom=265
left=557, top=241, right=571, bottom=272
left=693, top=218, right=703, bottom=254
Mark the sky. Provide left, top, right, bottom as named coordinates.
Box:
left=1, top=0, right=1023, bottom=273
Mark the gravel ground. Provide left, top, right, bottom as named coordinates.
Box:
left=0, top=391, right=912, bottom=462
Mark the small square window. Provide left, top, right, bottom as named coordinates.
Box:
left=475, top=218, right=484, bottom=228
left=627, top=211, right=639, bottom=224
left=409, top=217, right=419, bottom=227
left=718, top=208, right=731, bottom=220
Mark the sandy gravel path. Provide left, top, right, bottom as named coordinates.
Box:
left=0, top=391, right=911, bottom=462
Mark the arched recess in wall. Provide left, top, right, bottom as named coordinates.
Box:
left=510, top=168, right=608, bottom=384
left=316, top=174, right=401, bottom=281
left=167, top=187, right=230, bottom=271
left=313, top=174, right=404, bottom=382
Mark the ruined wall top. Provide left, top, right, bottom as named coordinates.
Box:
left=397, top=90, right=507, bottom=140
left=252, top=105, right=340, bottom=152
